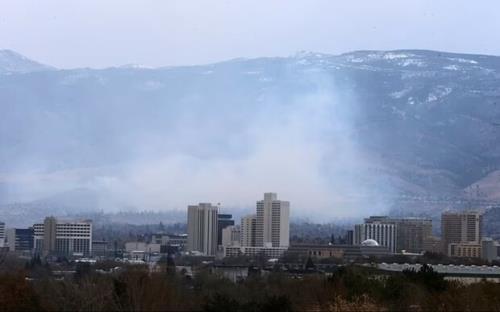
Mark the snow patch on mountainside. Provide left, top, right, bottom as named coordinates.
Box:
left=426, top=86, right=453, bottom=103
left=390, top=87, right=412, bottom=99
left=399, top=59, right=425, bottom=67
left=383, top=52, right=415, bottom=60
left=118, top=64, right=154, bottom=69
left=449, top=57, right=478, bottom=64
left=444, top=65, right=460, bottom=71
left=349, top=57, right=364, bottom=63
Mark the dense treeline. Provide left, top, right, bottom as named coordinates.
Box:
left=1, top=260, right=500, bottom=311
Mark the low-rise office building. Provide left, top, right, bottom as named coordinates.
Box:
left=124, top=242, right=161, bottom=261
left=224, top=246, right=288, bottom=258
left=287, top=243, right=391, bottom=260
left=152, top=233, right=187, bottom=246
left=92, top=241, right=108, bottom=257
left=449, top=242, right=482, bottom=258
left=151, top=233, right=187, bottom=253
left=124, top=242, right=161, bottom=253
left=482, top=238, right=500, bottom=262
left=373, top=262, right=500, bottom=284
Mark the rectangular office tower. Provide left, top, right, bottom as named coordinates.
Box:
left=354, top=216, right=433, bottom=254
left=354, top=217, right=397, bottom=253
left=187, top=203, right=218, bottom=256
left=5, top=228, right=34, bottom=252
left=34, top=217, right=92, bottom=257
left=256, top=193, right=290, bottom=248
left=395, top=218, right=432, bottom=253
left=217, top=214, right=234, bottom=246
left=0, top=222, right=4, bottom=248
left=442, top=211, right=482, bottom=257
left=240, top=214, right=257, bottom=247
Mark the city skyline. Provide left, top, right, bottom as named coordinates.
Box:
left=1, top=206, right=494, bottom=260
left=1, top=2, right=500, bottom=309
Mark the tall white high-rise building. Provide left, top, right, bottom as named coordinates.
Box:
left=222, top=193, right=290, bottom=258
left=240, top=214, right=257, bottom=247
left=187, top=203, right=218, bottom=256
left=256, top=193, right=290, bottom=248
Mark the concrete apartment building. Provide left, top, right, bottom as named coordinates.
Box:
left=187, top=203, right=218, bottom=256
left=396, top=217, right=432, bottom=253
left=255, top=193, right=290, bottom=248
left=222, top=225, right=241, bottom=247
left=0, top=222, right=5, bottom=248
left=34, top=217, right=92, bottom=257
left=441, top=211, right=482, bottom=257
left=240, top=214, right=257, bottom=247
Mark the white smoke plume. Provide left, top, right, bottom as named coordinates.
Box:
left=0, top=64, right=393, bottom=221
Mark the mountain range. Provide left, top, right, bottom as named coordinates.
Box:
left=1, top=49, right=499, bottom=225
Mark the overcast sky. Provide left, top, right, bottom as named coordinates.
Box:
left=1, top=0, right=499, bottom=68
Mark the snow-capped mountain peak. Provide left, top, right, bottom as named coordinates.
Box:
left=0, top=49, right=55, bottom=74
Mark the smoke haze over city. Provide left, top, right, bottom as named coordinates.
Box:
left=1, top=1, right=500, bottom=222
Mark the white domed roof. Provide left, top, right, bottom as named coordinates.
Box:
left=361, top=239, right=379, bottom=246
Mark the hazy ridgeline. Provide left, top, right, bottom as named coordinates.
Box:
left=1, top=50, right=500, bottom=222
